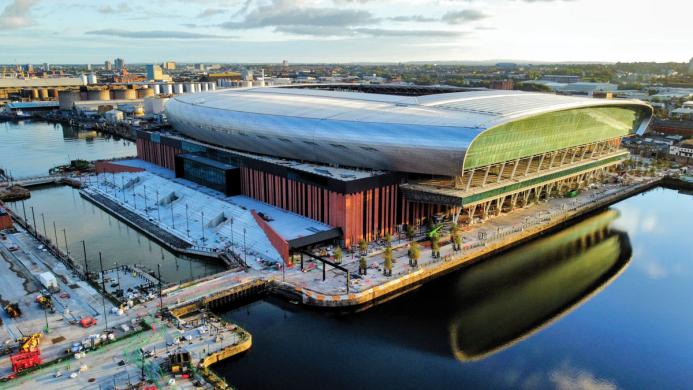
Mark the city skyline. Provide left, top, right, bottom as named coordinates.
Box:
left=0, top=0, right=690, bottom=64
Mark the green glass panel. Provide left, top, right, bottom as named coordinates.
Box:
left=463, top=107, right=646, bottom=170
left=462, top=154, right=626, bottom=204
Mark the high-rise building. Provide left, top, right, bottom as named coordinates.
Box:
left=195, top=63, right=206, bottom=72
left=688, top=57, right=693, bottom=74
left=43, top=63, right=50, bottom=71
left=163, top=61, right=176, bottom=70
left=104, top=60, right=112, bottom=71
left=146, top=64, right=163, bottom=81
left=114, top=58, right=125, bottom=71
left=282, top=60, right=288, bottom=68
left=86, top=64, right=92, bottom=71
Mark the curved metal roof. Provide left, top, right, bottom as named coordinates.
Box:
left=166, top=87, right=652, bottom=176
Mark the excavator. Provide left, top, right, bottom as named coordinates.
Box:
left=10, top=333, right=42, bottom=373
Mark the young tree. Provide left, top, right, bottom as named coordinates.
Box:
left=383, top=246, right=393, bottom=276
left=359, top=255, right=367, bottom=275
left=431, top=235, right=440, bottom=258
left=408, top=240, right=420, bottom=267
left=333, top=246, right=343, bottom=264
left=405, top=224, right=416, bottom=241
left=358, top=238, right=368, bottom=255
left=450, top=224, right=459, bottom=251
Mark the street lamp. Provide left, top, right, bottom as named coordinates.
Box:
left=185, top=203, right=190, bottom=237
left=62, top=228, right=69, bottom=255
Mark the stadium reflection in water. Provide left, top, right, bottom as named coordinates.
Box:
left=449, top=209, right=631, bottom=361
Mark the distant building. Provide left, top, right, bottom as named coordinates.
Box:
left=195, top=63, right=206, bottom=72
left=282, top=60, right=289, bottom=68
left=669, top=139, right=693, bottom=158
left=86, top=64, right=92, bottom=71
left=114, top=58, right=125, bottom=71
left=495, top=63, right=518, bottom=70
left=489, top=79, right=514, bottom=90
left=104, top=60, right=112, bottom=71
left=146, top=64, right=163, bottom=81
left=541, top=75, right=580, bottom=83
left=689, top=57, right=693, bottom=74
left=43, top=63, right=50, bottom=71
left=163, top=61, right=176, bottom=70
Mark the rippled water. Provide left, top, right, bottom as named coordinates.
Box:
left=0, top=120, right=135, bottom=178
left=216, top=187, right=693, bottom=390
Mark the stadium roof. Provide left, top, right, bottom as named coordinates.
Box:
left=166, top=87, right=653, bottom=176
left=174, top=87, right=649, bottom=131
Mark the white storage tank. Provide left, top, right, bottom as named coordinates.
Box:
left=58, top=90, right=81, bottom=110
left=144, top=96, right=169, bottom=115
left=149, top=84, right=161, bottom=95
left=80, top=74, right=88, bottom=85
left=87, top=73, right=98, bottom=84
left=174, top=83, right=184, bottom=94
left=200, top=82, right=208, bottom=92
left=208, top=82, right=216, bottom=91
left=183, top=83, right=194, bottom=93
left=161, top=83, right=173, bottom=94
left=103, top=109, right=124, bottom=124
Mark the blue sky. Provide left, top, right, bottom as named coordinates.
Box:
left=0, top=0, right=690, bottom=64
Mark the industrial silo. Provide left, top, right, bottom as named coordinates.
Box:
left=58, top=90, right=81, bottom=110
left=137, top=88, right=155, bottom=99
left=144, top=96, right=169, bottom=115
left=87, top=89, right=110, bottom=101
left=183, top=83, right=194, bottom=93
left=149, top=84, right=161, bottom=95
left=174, top=83, right=184, bottom=94
left=39, top=88, right=49, bottom=100
left=161, top=83, right=173, bottom=94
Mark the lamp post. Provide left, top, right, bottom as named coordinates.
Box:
left=201, top=211, right=205, bottom=242
left=81, top=240, right=89, bottom=278
left=185, top=203, right=190, bottom=237
left=243, top=227, right=247, bottom=266
left=53, top=221, right=58, bottom=249
left=143, top=185, right=148, bottom=216
left=62, top=228, right=69, bottom=255
left=40, top=213, right=47, bottom=239
left=155, top=190, right=160, bottom=222
left=21, top=199, right=27, bottom=223
left=30, top=206, right=37, bottom=237
left=170, top=202, right=175, bottom=229
left=98, top=252, right=108, bottom=331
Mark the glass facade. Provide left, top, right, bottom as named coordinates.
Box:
left=463, top=107, right=647, bottom=170
left=182, top=158, right=227, bottom=193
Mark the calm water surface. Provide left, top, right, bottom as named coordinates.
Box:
left=1, top=120, right=224, bottom=282
left=217, top=187, right=693, bottom=390
left=0, top=120, right=135, bottom=177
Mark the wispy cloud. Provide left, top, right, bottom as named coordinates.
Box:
left=197, top=7, right=227, bottom=18
left=0, top=0, right=40, bottom=30
left=441, top=9, right=488, bottom=24
left=85, top=29, right=234, bottom=39
left=97, top=2, right=132, bottom=14
left=220, top=0, right=378, bottom=30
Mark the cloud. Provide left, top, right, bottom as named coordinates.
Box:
left=85, top=29, right=233, bottom=39
left=97, top=2, right=132, bottom=14
left=549, top=367, right=617, bottom=390
left=276, top=25, right=464, bottom=38
left=0, top=0, right=40, bottom=30
left=221, top=0, right=377, bottom=29
left=441, top=9, right=488, bottom=24
left=389, top=15, right=437, bottom=22
left=197, top=8, right=227, bottom=18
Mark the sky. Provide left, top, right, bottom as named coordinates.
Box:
left=0, top=0, right=690, bottom=64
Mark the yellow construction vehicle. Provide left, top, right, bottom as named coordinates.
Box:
left=17, top=333, right=41, bottom=353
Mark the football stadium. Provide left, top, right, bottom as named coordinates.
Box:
left=134, top=85, right=652, bottom=247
